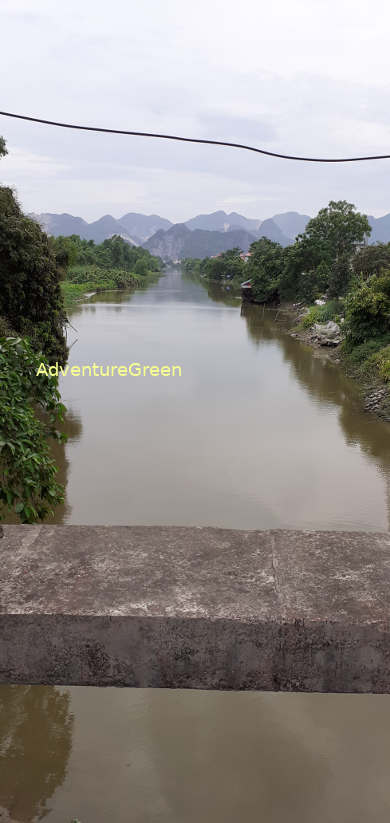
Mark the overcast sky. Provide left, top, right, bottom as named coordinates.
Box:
left=1, top=0, right=390, bottom=223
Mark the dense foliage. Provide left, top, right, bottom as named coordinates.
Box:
left=52, top=233, right=160, bottom=273
left=344, top=271, right=390, bottom=347
left=247, top=238, right=285, bottom=304
left=0, top=136, right=69, bottom=522
left=352, top=242, right=390, bottom=280
left=203, top=248, right=245, bottom=280
left=0, top=187, right=68, bottom=365
left=0, top=337, right=66, bottom=523
left=182, top=248, right=245, bottom=283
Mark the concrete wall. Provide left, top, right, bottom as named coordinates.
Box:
left=1, top=525, right=390, bottom=692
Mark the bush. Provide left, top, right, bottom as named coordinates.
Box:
left=0, top=337, right=66, bottom=522
left=344, top=271, right=390, bottom=345
left=341, top=337, right=390, bottom=387
left=377, top=345, right=390, bottom=382
left=299, top=299, right=344, bottom=329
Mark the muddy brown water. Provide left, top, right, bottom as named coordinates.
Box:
left=1, top=269, right=390, bottom=822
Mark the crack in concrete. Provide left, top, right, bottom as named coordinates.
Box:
left=269, top=532, right=284, bottom=618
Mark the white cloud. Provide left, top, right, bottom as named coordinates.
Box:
left=1, top=147, right=69, bottom=177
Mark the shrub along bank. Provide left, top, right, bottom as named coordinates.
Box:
left=0, top=136, right=69, bottom=522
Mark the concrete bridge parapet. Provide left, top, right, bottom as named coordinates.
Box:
left=1, top=525, right=390, bottom=693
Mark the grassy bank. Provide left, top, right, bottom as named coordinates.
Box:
left=61, top=265, right=156, bottom=309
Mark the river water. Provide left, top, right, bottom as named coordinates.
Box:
left=1, top=269, right=390, bottom=822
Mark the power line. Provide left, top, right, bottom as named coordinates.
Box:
left=1, top=109, right=390, bottom=163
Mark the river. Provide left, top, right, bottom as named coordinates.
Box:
left=1, top=268, right=390, bottom=822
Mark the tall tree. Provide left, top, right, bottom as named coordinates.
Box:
left=247, top=237, right=285, bottom=304
left=301, top=201, right=371, bottom=297
left=0, top=137, right=68, bottom=363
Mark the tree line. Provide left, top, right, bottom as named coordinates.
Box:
left=183, top=201, right=390, bottom=347
left=183, top=200, right=390, bottom=402
left=53, top=232, right=160, bottom=277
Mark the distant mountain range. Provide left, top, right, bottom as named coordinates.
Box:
left=29, top=212, right=171, bottom=246
left=30, top=208, right=390, bottom=259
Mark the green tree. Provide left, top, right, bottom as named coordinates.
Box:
left=247, top=237, right=285, bottom=303
left=204, top=247, right=244, bottom=281
left=51, top=235, right=79, bottom=270
left=52, top=233, right=160, bottom=274
left=134, top=257, right=149, bottom=276
left=0, top=139, right=68, bottom=364
left=352, top=242, right=390, bottom=280
left=344, top=270, right=390, bottom=346
left=301, top=201, right=371, bottom=297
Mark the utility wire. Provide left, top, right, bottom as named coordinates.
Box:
left=1, top=109, right=390, bottom=163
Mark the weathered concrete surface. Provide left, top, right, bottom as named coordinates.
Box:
left=1, top=525, right=390, bottom=692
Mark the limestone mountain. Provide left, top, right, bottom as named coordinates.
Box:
left=30, top=211, right=172, bottom=245
left=253, top=218, right=291, bottom=246
left=184, top=210, right=261, bottom=234
left=30, top=212, right=90, bottom=238
left=271, top=211, right=311, bottom=240
left=119, top=213, right=173, bottom=242
left=31, top=212, right=141, bottom=245
left=83, top=214, right=140, bottom=245
left=184, top=211, right=291, bottom=245
left=142, top=223, right=257, bottom=259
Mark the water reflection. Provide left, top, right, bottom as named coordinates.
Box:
left=0, top=686, right=73, bottom=822
left=241, top=301, right=390, bottom=528
left=5, top=687, right=390, bottom=823
left=51, top=410, right=83, bottom=524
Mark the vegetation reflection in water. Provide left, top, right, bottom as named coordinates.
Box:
left=0, top=686, right=73, bottom=822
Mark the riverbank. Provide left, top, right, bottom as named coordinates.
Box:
left=61, top=267, right=160, bottom=309
left=275, top=303, right=390, bottom=423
